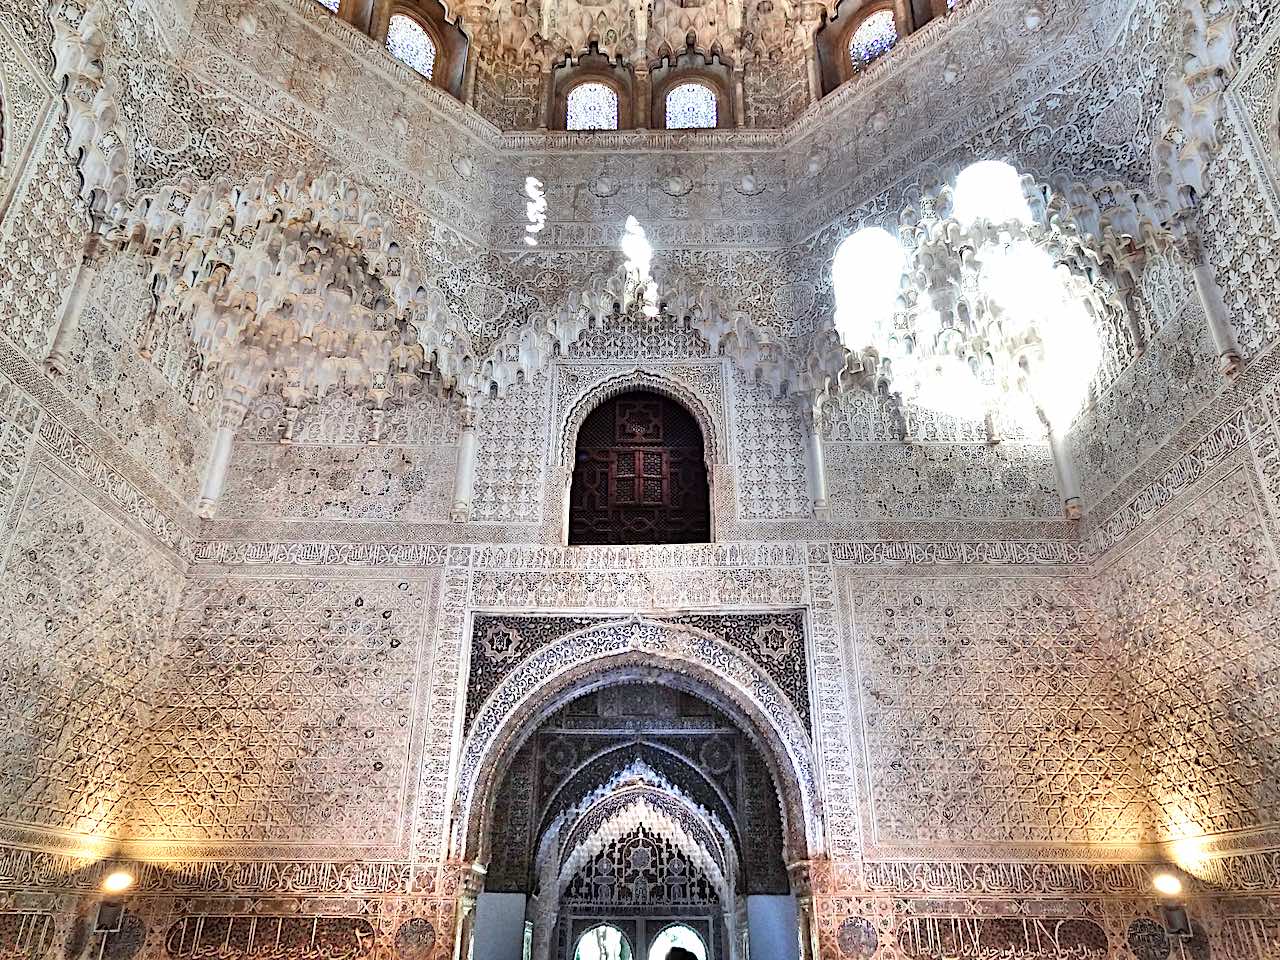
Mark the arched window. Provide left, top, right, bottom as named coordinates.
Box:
left=566, top=81, right=620, bottom=131
left=848, top=9, right=898, bottom=68
left=569, top=391, right=710, bottom=545
left=386, top=13, right=437, bottom=80
left=665, top=82, right=717, bottom=129
left=953, top=160, right=1032, bottom=226
left=574, top=925, right=633, bottom=960
left=647, top=925, right=708, bottom=960
left=832, top=226, right=904, bottom=351
left=315, top=0, right=339, bottom=10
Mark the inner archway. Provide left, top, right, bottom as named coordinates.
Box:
left=477, top=682, right=794, bottom=960
left=568, top=390, right=711, bottom=545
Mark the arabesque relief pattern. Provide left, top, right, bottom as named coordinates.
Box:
left=0, top=0, right=1278, bottom=957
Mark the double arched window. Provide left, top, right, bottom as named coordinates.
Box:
left=830, top=160, right=1102, bottom=428
left=386, top=13, right=438, bottom=80
left=566, top=81, right=621, bottom=130
left=664, top=81, right=718, bottom=129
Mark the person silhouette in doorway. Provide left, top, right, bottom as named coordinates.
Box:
left=664, top=950, right=698, bottom=960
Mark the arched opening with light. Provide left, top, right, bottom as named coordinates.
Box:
left=567, top=81, right=621, bottom=130
left=831, top=225, right=905, bottom=354
left=575, top=924, right=634, bottom=960
left=647, top=923, right=709, bottom=959
left=474, top=672, right=800, bottom=960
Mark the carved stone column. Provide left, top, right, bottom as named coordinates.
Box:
left=798, top=20, right=823, bottom=105
left=462, top=46, right=479, bottom=105
left=1172, top=212, right=1242, bottom=376
left=527, top=893, right=558, bottom=960
left=733, top=65, right=746, bottom=127
left=197, top=397, right=250, bottom=519
left=45, top=231, right=105, bottom=378
left=1111, top=250, right=1147, bottom=356
left=733, top=895, right=750, bottom=960
left=634, top=63, right=652, bottom=128
left=802, top=404, right=831, bottom=521
left=788, top=861, right=819, bottom=960
left=451, top=398, right=479, bottom=522
left=452, top=863, right=486, bottom=960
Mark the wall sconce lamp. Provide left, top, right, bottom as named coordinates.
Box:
left=1152, top=870, right=1193, bottom=939
left=94, top=867, right=135, bottom=935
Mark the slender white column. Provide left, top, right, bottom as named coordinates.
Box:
left=1190, top=259, right=1242, bottom=375
left=451, top=399, right=479, bottom=522
left=733, top=67, right=746, bottom=127
left=803, top=405, right=830, bottom=520
left=787, top=862, right=819, bottom=960
left=462, top=46, right=479, bottom=104
left=634, top=64, right=651, bottom=128
left=453, top=863, right=486, bottom=960
left=541, top=67, right=555, bottom=129
left=1173, top=216, right=1242, bottom=376
left=45, top=233, right=103, bottom=378
left=197, top=399, right=248, bottom=519
left=1113, top=256, right=1147, bottom=356
left=1046, top=422, right=1082, bottom=520
left=803, top=43, right=821, bottom=105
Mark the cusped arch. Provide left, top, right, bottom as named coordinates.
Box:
left=453, top=617, right=822, bottom=866
left=557, top=368, right=726, bottom=467
left=561, top=785, right=733, bottom=879
left=536, top=740, right=743, bottom=857
left=556, top=792, right=734, bottom=903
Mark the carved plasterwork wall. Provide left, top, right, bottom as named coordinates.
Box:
left=1, top=0, right=1279, bottom=957
left=842, top=569, right=1149, bottom=850
left=0, top=10, right=56, bottom=216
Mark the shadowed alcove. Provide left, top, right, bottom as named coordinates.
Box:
left=568, top=391, right=711, bottom=545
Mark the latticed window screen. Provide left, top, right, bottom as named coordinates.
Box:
left=563, top=825, right=718, bottom=906
left=387, top=14, right=437, bottom=80
left=569, top=391, right=710, bottom=545
left=665, top=82, right=717, bottom=129
left=567, top=82, right=620, bottom=130
left=848, top=9, right=897, bottom=67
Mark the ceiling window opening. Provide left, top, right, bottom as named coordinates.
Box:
left=952, top=159, right=1033, bottom=227
left=832, top=226, right=905, bottom=352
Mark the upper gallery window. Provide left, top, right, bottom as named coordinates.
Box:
left=665, top=82, right=717, bottom=129
left=567, top=82, right=620, bottom=131
left=848, top=9, right=898, bottom=68
left=315, top=0, right=340, bottom=10
left=387, top=13, right=437, bottom=80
